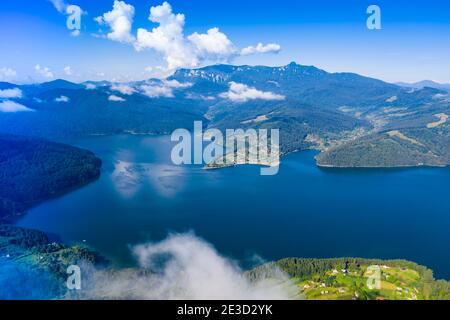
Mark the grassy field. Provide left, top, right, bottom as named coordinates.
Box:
left=294, top=265, right=423, bottom=300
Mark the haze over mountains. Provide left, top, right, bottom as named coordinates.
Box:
left=396, top=80, right=450, bottom=92
left=0, top=62, right=449, bottom=167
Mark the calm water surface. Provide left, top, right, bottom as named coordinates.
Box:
left=17, top=135, right=450, bottom=279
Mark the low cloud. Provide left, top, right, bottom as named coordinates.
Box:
left=164, top=79, right=192, bottom=89
left=35, top=65, right=54, bottom=79
left=73, top=233, right=294, bottom=300
left=85, top=83, right=96, bottom=90
left=185, top=93, right=216, bottom=101
left=0, top=101, right=34, bottom=113
left=111, top=84, right=136, bottom=95
left=141, top=83, right=174, bottom=98
left=108, top=94, right=126, bottom=102
left=55, top=95, right=70, bottom=102
left=140, top=79, right=192, bottom=98
left=220, top=82, right=285, bottom=102
left=0, top=88, right=22, bottom=99
left=0, top=67, right=17, bottom=81
left=63, top=66, right=73, bottom=76
left=241, top=43, right=281, bottom=56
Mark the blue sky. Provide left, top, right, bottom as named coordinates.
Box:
left=0, top=0, right=449, bottom=83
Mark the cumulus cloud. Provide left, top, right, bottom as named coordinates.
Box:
left=35, top=65, right=54, bottom=79
left=188, top=27, right=237, bottom=58
left=220, top=82, right=285, bottom=102
left=0, top=67, right=17, bottom=81
left=241, top=43, right=281, bottom=56
left=73, top=233, right=294, bottom=300
left=95, top=0, right=135, bottom=44
left=55, top=95, right=70, bottom=102
left=141, top=83, right=174, bottom=98
left=140, top=79, right=192, bottom=98
left=0, top=88, right=22, bottom=99
left=97, top=1, right=281, bottom=74
left=71, top=29, right=81, bottom=37
left=111, top=83, right=136, bottom=95
left=163, top=79, right=192, bottom=89
left=108, top=94, right=126, bottom=102
left=0, top=101, right=34, bottom=113
left=63, top=66, right=73, bottom=76
left=134, top=2, right=198, bottom=71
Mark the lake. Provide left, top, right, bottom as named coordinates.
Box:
left=17, top=135, right=450, bottom=279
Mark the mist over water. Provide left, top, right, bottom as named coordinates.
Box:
left=75, top=233, right=294, bottom=300
left=17, top=135, right=450, bottom=280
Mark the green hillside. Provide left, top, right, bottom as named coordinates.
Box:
left=248, top=258, right=450, bottom=300
left=0, top=134, right=101, bottom=219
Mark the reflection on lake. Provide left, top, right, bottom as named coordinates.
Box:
left=17, top=135, right=450, bottom=279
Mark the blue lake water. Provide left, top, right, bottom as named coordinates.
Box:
left=17, top=135, right=450, bottom=279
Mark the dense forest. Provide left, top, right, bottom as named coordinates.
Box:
left=316, top=127, right=450, bottom=168
left=0, top=134, right=101, bottom=219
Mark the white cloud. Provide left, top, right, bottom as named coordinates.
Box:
left=111, top=83, right=136, bottom=95
left=35, top=65, right=54, bottom=79
left=55, top=95, right=70, bottom=102
left=75, top=233, right=294, bottom=299
left=94, top=16, right=103, bottom=24
left=186, top=93, right=216, bottom=101
left=0, top=88, right=22, bottom=99
left=95, top=0, right=135, bottom=44
left=220, top=82, right=285, bottom=102
left=144, top=65, right=172, bottom=78
left=135, top=2, right=198, bottom=71
left=0, top=67, right=17, bottom=81
left=163, top=79, right=192, bottom=89
left=108, top=94, right=126, bottom=102
left=140, top=83, right=174, bottom=98
left=241, top=43, right=281, bottom=56
left=85, top=83, right=96, bottom=90
left=70, top=29, right=81, bottom=37
left=97, top=1, right=282, bottom=74
left=188, top=27, right=237, bottom=58
left=140, top=79, right=192, bottom=98
left=0, top=101, right=34, bottom=113
left=63, top=66, right=73, bottom=76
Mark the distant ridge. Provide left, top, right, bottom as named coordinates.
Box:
left=396, top=80, right=450, bottom=92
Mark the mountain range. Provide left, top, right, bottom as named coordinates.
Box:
left=0, top=62, right=449, bottom=168
left=396, top=80, right=450, bottom=92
